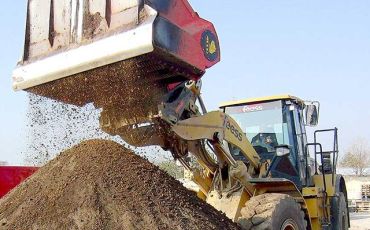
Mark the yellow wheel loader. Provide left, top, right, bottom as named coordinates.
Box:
left=13, top=0, right=348, bottom=229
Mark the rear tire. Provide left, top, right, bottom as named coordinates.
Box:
left=238, top=193, right=306, bottom=230
left=331, top=192, right=349, bottom=230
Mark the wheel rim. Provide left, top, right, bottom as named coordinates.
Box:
left=281, top=219, right=299, bottom=230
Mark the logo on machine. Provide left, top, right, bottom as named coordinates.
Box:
left=201, top=30, right=219, bottom=62
left=242, top=105, right=263, bottom=113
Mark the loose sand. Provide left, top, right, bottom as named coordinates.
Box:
left=0, top=139, right=240, bottom=230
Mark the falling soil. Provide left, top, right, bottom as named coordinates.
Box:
left=0, top=139, right=240, bottom=230
left=24, top=54, right=185, bottom=164
left=24, top=92, right=168, bottom=166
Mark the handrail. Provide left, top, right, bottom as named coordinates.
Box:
left=314, top=128, right=338, bottom=185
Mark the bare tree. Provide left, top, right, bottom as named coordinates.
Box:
left=340, top=138, right=370, bottom=176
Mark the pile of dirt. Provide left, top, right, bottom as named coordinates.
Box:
left=0, top=139, right=240, bottom=230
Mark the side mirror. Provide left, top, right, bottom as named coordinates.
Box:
left=304, top=101, right=320, bottom=127
left=275, top=145, right=290, bottom=157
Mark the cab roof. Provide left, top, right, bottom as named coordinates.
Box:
left=219, top=94, right=305, bottom=108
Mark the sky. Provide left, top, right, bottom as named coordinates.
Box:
left=0, top=0, right=369, bottom=165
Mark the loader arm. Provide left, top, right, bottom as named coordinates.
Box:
left=100, top=79, right=261, bottom=168
left=100, top=79, right=265, bottom=198
left=172, top=111, right=261, bottom=170
left=170, top=110, right=263, bottom=196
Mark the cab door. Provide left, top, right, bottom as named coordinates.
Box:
left=290, top=102, right=309, bottom=186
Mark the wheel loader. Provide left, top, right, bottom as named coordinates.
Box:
left=12, top=0, right=349, bottom=229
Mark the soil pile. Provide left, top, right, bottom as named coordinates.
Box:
left=0, top=139, right=239, bottom=230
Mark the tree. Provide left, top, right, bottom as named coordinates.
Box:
left=340, top=138, right=370, bottom=176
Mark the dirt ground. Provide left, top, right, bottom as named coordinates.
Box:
left=0, top=139, right=240, bottom=230
left=350, top=212, right=370, bottom=230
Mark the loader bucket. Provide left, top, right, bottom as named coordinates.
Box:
left=12, top=0, right=220, bottom=109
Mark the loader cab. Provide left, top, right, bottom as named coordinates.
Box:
left=220, top=95, right=318, bottom=189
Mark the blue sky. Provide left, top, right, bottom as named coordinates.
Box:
left=1, top=0, right=369, bottom=165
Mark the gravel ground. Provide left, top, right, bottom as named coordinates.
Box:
left=350, top=212, right=370, bottom=230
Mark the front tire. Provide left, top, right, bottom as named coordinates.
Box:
left=331, top=192, right=349, bottom=230
left=238, top=193, right=306, bottom=230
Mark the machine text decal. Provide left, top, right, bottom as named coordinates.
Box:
left=226, top=119, right=243, bottom=142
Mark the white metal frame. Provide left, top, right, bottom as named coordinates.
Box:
left=12, top=5, right=157, bottom=91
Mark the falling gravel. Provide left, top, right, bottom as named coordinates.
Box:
left=0, top=139, right=240, bottom=230
left=24, top=93, right=167, bottom=166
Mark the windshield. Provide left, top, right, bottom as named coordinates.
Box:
left=225, top=100, right=291, bottom=153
